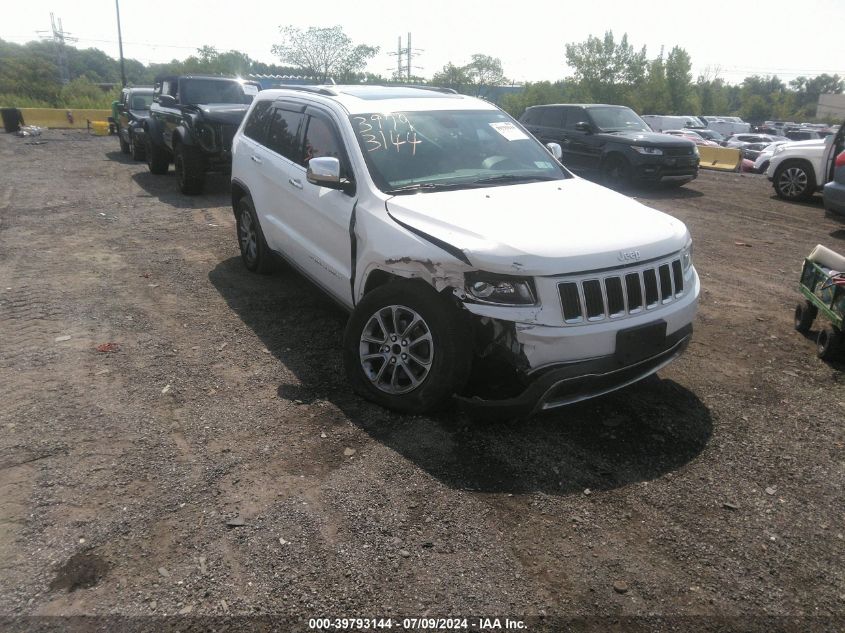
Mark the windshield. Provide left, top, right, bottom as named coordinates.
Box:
left=181, top=79, right=252, bottom=105
left=129, top=93, right=153, bottom=110
left=587, top=106, right=650, bottom=133
left=349, top=110, right=569, bottom=193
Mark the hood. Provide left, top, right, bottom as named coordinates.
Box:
left=598, top=130, right=694, bottom=147
left=386, top=178, right=689, bottom=275
left=781, top=138, right=828, bottom=151
left=193, top=104, right=249, bottom=126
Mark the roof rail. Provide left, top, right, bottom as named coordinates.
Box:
left=392, top=84, right=459, bottom=94
left=274, top=85, right=338, bottom=96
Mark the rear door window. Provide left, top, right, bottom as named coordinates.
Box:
left=266, top=108, right=305, bottom=161
left=243, top=101, right=273, bottom=144
left=538, top=107, right=565, bottom=129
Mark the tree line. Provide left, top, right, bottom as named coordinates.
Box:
left=1, top=27, right=841, bottom=123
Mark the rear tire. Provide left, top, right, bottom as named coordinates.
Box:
left=773, top=161, right=815, bottom=201
left=794, top=301, right=817, bottom=333
left=816, top=327, right=842, bottom=360
left=236, top=195, right=273, bottom=274
left=145, top=136, right=170, bottom=175
left=343, top=281, right=472, bottom=414
left=175, top=143, right=205, bottom=195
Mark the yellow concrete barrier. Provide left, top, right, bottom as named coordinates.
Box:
left=18, top=108, right=112, bottom=129
left=698, top=146, right=743, bottom=172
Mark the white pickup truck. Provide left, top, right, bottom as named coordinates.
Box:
left=766, top=122, right=845, bottom=200
left=229, top=85, right=700, bottom=416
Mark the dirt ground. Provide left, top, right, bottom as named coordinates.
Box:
left=0, top=129, right=844, bottom=631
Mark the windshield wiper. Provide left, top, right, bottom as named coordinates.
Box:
left=385, top=182, right=473, bottom=195
left=471, top=174, right=558, bottom=186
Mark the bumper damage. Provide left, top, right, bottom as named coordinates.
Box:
left=455, top=324, right=693, bottom=418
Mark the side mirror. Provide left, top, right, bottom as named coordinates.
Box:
left=306, top=156, right=345, bottom=189
left=546, top=142, right=562, bottom=160
left=575, top=121, right=593, bottom=133
left=158, top=94, right=176, bottom=107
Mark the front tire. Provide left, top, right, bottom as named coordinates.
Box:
left=236, top=195, right=273, bottom=274
left=130, top=131, right=145, bottom=161
left=119, top=133, right=130, bottom=154
left=175, top=143, right=206, bottom=195
left=602, top=155, right=632, bottom=189
left=773, top=161, right=815, bottom=201
left=343, top=281, right=471, bottom=414
left=794, top=301, right=817, bottom=333
left=145, top=136, right=170, bottom=175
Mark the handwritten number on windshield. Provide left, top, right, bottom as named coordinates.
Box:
left=353, top=115, right=421, bottom=155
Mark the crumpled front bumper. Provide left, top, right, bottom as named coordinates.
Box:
left=455, top=324, right=693, bottom=418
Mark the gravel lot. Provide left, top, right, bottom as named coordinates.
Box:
left=1, top=129, right=844, bottom=631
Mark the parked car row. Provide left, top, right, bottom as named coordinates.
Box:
left=109, top=82, right=700, bottom=416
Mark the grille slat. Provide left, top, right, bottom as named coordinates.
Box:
left=559, top=282, right=582, bottom=321
left=605, top=277, right=624, bottom=315
left=557, top=257, right=686, bottom=324
left=625, top=273, right=643, bottom=311
left=671, top=260, right=684, bottom=294
left=643, top=268, right=659, bottom=306
left=658, top=264, right=673, bottom=300
left=582, top=280, right=604, bottom=318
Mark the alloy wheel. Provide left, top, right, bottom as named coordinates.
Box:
left=778, top=167, right=808, bottom=198
left=359, top=305, right=433, bottom=394
left=238, top=208, right=257, bottom=265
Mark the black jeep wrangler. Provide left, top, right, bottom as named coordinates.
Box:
left=143, top=75, right=260, bottom=194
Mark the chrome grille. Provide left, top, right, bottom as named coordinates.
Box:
left=558, top=257, right=686, bottom=324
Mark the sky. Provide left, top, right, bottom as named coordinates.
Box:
left=2, top=0, right=844, bottom=85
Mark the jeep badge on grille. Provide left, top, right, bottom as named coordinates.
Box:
left=618, top=250, right=641, bottom=262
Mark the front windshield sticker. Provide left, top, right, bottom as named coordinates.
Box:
left=534, top=161, right=553, bottom=169
left=242, top=84, right=258, bottom=96
left=489, top=121, right=528, bottom=141
left=353, top=114, right=422, bottom=155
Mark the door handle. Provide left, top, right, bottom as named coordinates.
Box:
left=250, top=155, right=262, bottom=164
left=288, top=178, right=303, bottom=189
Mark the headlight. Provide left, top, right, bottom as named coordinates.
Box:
left=465, top=273, right=537, bottom=305
left=682, top=239, right=694, bottom=272
left=196, top=123, right=217, bottom=151
left=774, top=145, right=786, bottom=155
left=632, top=146, right=663, bottom=155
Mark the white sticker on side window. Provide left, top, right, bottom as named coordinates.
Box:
left=242, top=84, right=259, bottom=96
left=489, top=121, right=528, bottom=141
left=534, top=161, right=553, bottom=169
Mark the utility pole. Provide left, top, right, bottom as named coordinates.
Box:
left=406, top=32, right=411, bottom=81
left=115, top=0, right=127, bottom=87
left=38, top=14, right=76, bottom=84
left=388, top=34, right=423, bottom=82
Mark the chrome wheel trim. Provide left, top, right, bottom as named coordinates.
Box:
left=779, top=166, right=807, bottom=197
left=238, top=208, right=257, bottom=264
left=359, top=304, right=433, bottom=395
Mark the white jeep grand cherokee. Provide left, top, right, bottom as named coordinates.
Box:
left=230, top=86, right=699, bottom=416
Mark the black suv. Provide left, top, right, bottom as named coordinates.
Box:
left=143, top=75, right=260, bottom=194
left=116, top=86, right=153, bottom=160
left=520, top=104, right=699, bottom=188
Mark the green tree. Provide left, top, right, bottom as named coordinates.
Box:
left=271, top=26, right=378, bottom=83
left=564, top=31, right=647, bottom=103
left=665, top=46, right=694, bottom=113
left=640, top=55, right=671, bottom=114
left=465, top=54, right=506, bottom=97
left=431, top=62, right=472, bottom=93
